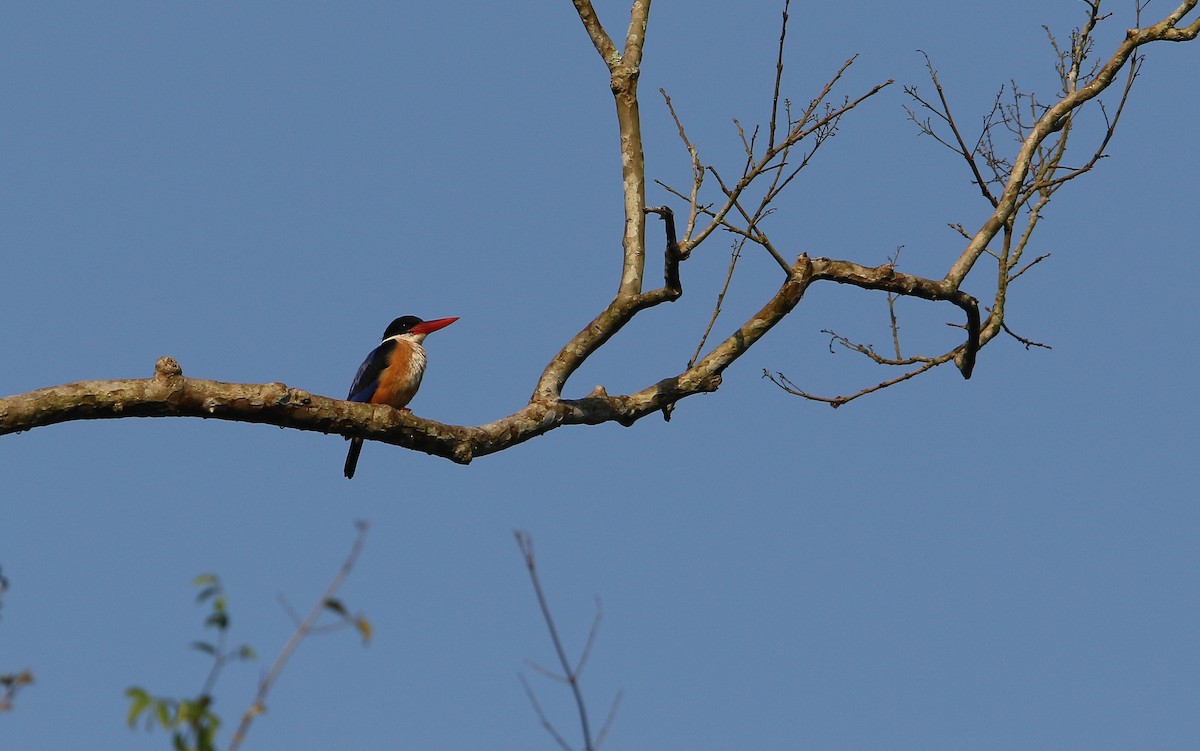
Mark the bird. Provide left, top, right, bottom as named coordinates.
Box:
left=343, top=315, right=458, bottom=479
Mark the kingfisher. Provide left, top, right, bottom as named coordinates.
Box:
left=343, top=315, right=458, bottom=479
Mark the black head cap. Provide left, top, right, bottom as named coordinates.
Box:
left=382, top=316, right=423, bottom=339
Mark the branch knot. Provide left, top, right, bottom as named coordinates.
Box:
left=154, top=357, right=182, bottom=379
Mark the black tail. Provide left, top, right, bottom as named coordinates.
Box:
left=344, top=437, right=363, bottom=479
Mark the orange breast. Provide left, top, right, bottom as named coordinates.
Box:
left=370, top=339, right=427, bottom=409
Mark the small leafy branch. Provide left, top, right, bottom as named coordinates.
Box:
left=126, top=574, right=256, bottom=751
left=0, top=566, right=35, bottom=716
left=127, top=522, right=371, bottom=751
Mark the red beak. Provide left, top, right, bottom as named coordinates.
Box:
left=408, top=317, right=459, bottom=335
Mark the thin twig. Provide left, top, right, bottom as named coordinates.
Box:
left=520, top=674, right=575, bottom=751
left=227, top=521, right=370, bottom=751
left=575, top=597, right=604, bottom=676
left=765, top=360, right=943, bottom=408
left=1009, top=252, right=1051, bottom=283
left=886, top=246, right=905, bottom=360
left=515, top=531, right=603, bottom=751
left=768, top=0, right=792, bottom=151
left=1001, top=320, right=1053, bottom=350
left=658, top=89, right=704, bottom=244
left=594, top=690, right=624, bottom=750
left=689, top=239, right=745, bottom=370
left=907, top=52, right=999, bottom=206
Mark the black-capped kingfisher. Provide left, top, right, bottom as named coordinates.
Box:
left=343, top=315, right=458, bottom=479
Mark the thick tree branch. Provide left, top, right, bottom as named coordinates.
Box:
left=2, top=255, right=807, bottom=462
left=570, top=0, right=618, bottom=65
left=808, top=258, right=980, bottom=378
left=644, top=205, right=684, bottom=296
left=531, top=0, right=655, bottom=404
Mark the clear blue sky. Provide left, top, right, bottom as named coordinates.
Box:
left=3, top=2, right=1198, bottom=749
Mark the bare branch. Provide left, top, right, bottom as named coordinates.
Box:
left=570, top=0, right=619, bottom=66
left=645, top=205, right=685, bottom=296
left=946, top=0, right=1200, bottom=287
left=519, top=674, right=576, bottom=751
left=620, top=0, right=652, bottom=69
left=904, top=52, right=999, bottom=206
left=768, top=0, right=792, bottom=151
left=574, top=596, right=604, bottom=677
left=820, top=328, right=939, bottom=368
left=228, top=521, right=369, bottom=751
left=766, top=2, right=1196, bottom=408
left=690, top=239, right=745, bottom=371
left=685, top=63, right=893, bottom=255
left=765, top=359, right=943, bottom=409
left=886, top=247, right=905, bottom=360
left=516, top=531, right=618, bottom=751
left=658, top=88, right=704, bottom=245
left=525, top=659, right=569, bottom=684
left=594, top=690, right=624, bottom=750
left=1009, top=252, right=1051, bottom=283
left=1001, top=320, right=1053, bottom=350
left=808, top=257, right=979, bottom=378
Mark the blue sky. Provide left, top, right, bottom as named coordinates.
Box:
left=2, top=2, right=1198, bottom=749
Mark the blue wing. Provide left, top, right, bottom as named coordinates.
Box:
left=347, top=340, right=396, bottom=403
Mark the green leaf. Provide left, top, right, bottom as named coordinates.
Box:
left=194, top=586, right=219, bottom=604
left=355, top=616, right=373, bottom=646
left=204, top=611, right=228, bottom=630
left=197, top=712, right=221, bottom=751
left=323, top=598, right=347, bottom=617
left=198, top=727, right=217, bottom=751
left=154, top=699, right=172, bottom=729
left=125, top=687, right=150, bottom=728
left=190, top=641, right=216, bottom=655
left=192, top=573, right=217, bottom=587
left=179, top=697, right=211, bottom=725
left=178, top=699, right=196, bottom=723
left=236, top=644, right=257, bottom=661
